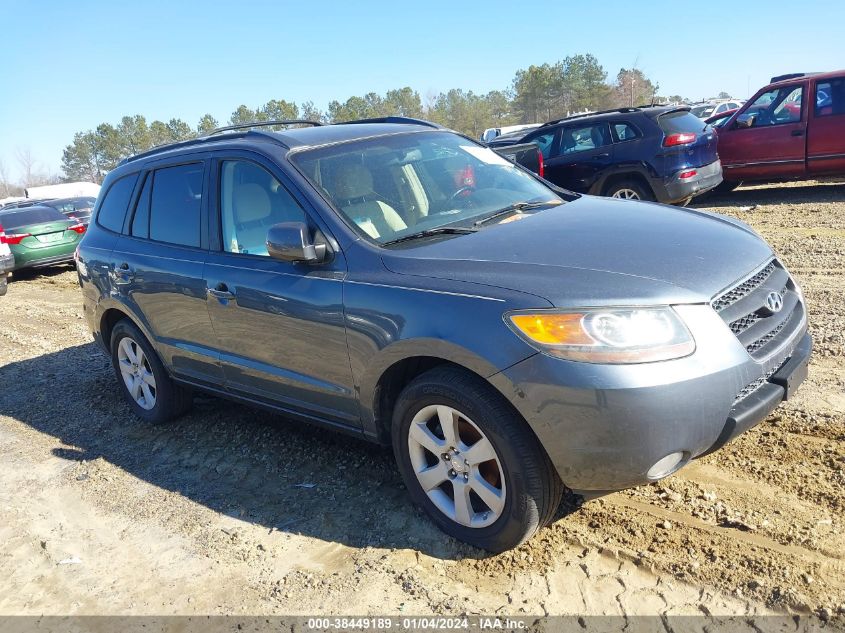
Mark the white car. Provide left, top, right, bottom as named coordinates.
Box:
left=691, top=100, right=743, bottom=119
left=0, top=226, right=12, bottom=296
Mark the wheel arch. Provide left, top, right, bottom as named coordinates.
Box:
left=359, top=338, right=525, bottom=444
left=98, top=303, right=155, bottom=354
left=600, top=171, right=656, bottom=199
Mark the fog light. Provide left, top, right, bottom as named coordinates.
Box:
left=646, top=451, right=687, bottom=480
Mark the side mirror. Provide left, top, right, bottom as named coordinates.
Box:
left=735, top=113, right=757, bottom=129
left=266, top=222, right=328, bottom=264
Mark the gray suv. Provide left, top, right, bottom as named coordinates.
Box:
left=77, top=118, right=811, bottom=552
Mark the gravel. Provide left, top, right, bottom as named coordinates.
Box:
left=0, top=179, right=842, bottom=619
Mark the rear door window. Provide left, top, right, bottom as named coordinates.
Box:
left=559, top=123, right=610, bottom=154
left=97, top=174, right=139, bottom=233
left=815, top=77, right=843, bottom=116
left=148, top=163, right=204, bottom=247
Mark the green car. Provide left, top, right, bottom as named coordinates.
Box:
left=0, top=206, right=85, bottom=270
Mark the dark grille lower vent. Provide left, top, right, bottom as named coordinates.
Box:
left=732, top=365, right=779, bottom=405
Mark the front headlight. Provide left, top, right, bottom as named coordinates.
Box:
left=507, top=307, right=695, bottom=364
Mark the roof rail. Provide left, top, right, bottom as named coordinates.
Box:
left=339, top=116, right=444, bottom=129
left=209, top=119, right=323, bottom=135
left=538, top=107, right=644, bottom=128
left=117, top=128, right=290, bottom=166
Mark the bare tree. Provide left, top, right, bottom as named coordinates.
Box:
left=0, top=159, right=11, bottom=197
left=14, top=147, right=53, bottom=188
left=15, top=147, right=38, bottom=187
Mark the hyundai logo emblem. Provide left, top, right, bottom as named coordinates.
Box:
left=766, top=291, right=784, bottom=313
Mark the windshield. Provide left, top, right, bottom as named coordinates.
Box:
left=690, top=105, right=714, bottom=118
left=658, top=110, right=709, bottom=134
left=291, top=131, right=562, bottom=244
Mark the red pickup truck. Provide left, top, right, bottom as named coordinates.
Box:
left=715, top=70, right=845, bottom=189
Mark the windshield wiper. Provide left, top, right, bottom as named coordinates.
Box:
left=472, top=200, right=562, bottom=228
left=382, top=226, right=478, bottom=246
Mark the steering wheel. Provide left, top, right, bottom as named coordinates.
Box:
left=449, top=186, right=474, bottom=202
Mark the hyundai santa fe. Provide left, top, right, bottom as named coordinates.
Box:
left=77, top=117, right=811, bottom=552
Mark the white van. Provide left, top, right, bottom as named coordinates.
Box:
left=480, top=124, right=541, bottom=143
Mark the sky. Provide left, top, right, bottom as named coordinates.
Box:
left=1, top=0, right=843, bottom=182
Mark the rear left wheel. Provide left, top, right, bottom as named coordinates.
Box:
left=392, top=366, right=563, bottom=552
left=110, top=319, right=192, bottom=424
left=605, top=179, right=654, bottom=202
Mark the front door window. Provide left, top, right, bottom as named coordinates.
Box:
left=746, top=86, right=803, bottom=126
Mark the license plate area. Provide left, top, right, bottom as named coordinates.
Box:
left=771, top=338, right=811, bottom=400
left=36, top=232, right=64, bottom=243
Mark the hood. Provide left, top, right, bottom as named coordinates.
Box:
left=381, top=196, right=773, bottom=307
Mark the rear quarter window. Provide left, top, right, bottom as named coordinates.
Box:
left=97, top=174, right=139, bottom=233
left=612, top=122, right=641, bottom=142
left=658, top=111, right=708, bottom=134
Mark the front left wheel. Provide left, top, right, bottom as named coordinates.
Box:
left=392, top=366, right=563, bottom=552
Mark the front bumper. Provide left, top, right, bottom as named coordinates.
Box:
left=700, top=332, right=811, bottom=457
left=658, top=160, right=723, bottom=204
left=489, top=303, right=810, bottom=493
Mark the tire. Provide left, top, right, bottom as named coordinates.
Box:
left=604, top=178, right=655, bottom=202
left=109, top=319, right=192, bottom=424
left=714, top=180, right=741, bottom=193
left=392, top=366, right=562, bottom=552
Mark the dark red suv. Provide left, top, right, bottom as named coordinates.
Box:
left=715, top=71, right=845, bottom=189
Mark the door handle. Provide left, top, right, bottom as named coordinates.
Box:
left=597, top=152, right=611, bottom=159
left=791, top=129, right=805, bottom=136
left=207, top=282, right=235, bottom=301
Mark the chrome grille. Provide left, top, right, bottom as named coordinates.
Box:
left=727, top=287, right=786, bottom=337
left=746, top=311, right=792, bottom=354
left=728, top=313, right=761, bottom=335
left=711, top=262, right=776, bottom=312
left=711, top=260, right=804, bottom=360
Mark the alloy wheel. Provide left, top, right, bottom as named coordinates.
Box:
left=117, top=337, right=157, bottom=410
left=611, top=188, right=641, bottom=200
left=407, top=405, right=506, bottom=528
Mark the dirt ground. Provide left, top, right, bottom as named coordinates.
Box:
left=0, top=180, right=843, bottom=623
